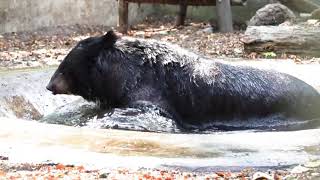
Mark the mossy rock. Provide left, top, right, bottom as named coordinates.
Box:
left=311, top=8, right=320, bottom=19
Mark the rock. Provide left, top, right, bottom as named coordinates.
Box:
left=243, top=25, right=320, bottom=57
left=300, top=13, right=312, bottom=19
left=311, top=8, right=320, bottom=19
left=304, top=160, right=320, bottom=168
left=290, top=165, right=310, bottom=174
left=98, top=169, right=110, bottom=178
left=252, top=172, right=273, bottom=180
left=248, top=3, right=296, bottom=26
left=4, top=96, right=43, bottom=120
left=307, top=19, right=319, bottom=26
left=201, top=27, right=214, bottom=33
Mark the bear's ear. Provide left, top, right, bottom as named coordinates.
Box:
left=102, top=30, right=120, bottom=47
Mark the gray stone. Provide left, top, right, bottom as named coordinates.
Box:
left=252, top=172, right=273, bottom=180
left=248, top=3, right=296, bottom=26
left=311, top=8, right=320, bottom=19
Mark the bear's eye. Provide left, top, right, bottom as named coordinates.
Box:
left=77, top=40, right=91, bottom=49
left=77, top=43, right=90, bottom=50
left=76, top=43, right=83, bottom=49
left=76, top=37, right=99, bottom=50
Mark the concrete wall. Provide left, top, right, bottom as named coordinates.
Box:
left=0, top=0, right=291, bottom=33
left=0, top=0, right=154, bottom=33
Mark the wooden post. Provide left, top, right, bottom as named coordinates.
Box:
left=119, top=0, right=129, bottom=34
left=216, top=0, right=233, bottom=33
left=176, top=0, right=188, bottom=26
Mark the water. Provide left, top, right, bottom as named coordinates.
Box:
left=40, top=98, right=320, bottom=132
left=0, top=118, right=319, bottom=171
left=0, top=60, right=320, bottom=171
left=40, top=99, right=180, bottom=132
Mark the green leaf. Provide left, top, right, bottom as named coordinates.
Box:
left=262, top=52, right=277, bottom=58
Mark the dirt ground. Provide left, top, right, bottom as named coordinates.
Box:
left=1, top=17, right=319, bottom=70
left=0, top=160, right=320, bottom=180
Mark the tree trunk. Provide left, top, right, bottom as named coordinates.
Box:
left=176, top=0, right=188, bottom=26
left=216, top=0, right=233, bottom=33
left=243, top=25, right=320, bottom=57
left=118, top=0, right=129, bottom=34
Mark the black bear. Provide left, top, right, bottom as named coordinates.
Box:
left=47, top=31, right=320, bottom=127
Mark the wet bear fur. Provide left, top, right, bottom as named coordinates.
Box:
left=47, top=31, right=320, bottom=126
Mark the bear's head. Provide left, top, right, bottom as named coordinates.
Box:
left=46, top=30, right=123, bottom=103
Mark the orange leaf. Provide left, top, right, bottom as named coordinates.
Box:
left=0, top=170, right=6, bottom=177
left=55, top=163, right=65, bottom=170
left=77, top=165, right=85, bottom=172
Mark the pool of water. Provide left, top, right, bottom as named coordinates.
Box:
left=1, top=117, right=319, bottom=171
left=0, top=60, right=320, bottom=171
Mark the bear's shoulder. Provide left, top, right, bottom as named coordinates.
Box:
left=116, top=37, right=205, bottom=66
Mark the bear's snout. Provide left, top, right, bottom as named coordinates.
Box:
left=46, top=83, right=52, bottom=91
left=46, top=83, right=57, bottom=95
left=46, top=73, right=70, bottom=95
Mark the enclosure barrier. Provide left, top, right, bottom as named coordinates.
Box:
left=118, top=0, right=245, bottom=33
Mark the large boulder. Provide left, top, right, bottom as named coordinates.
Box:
left=311, top=8, right=320, bottom=19
left=248, top=3, right=296, bottom=26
